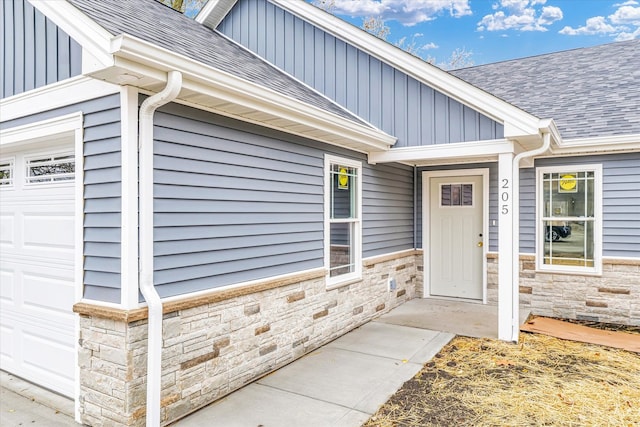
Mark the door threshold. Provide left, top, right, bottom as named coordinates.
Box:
left=423, top=295, right=485, bottom=305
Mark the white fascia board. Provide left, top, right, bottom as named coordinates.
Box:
left=195, top=0, right=237, bottom=27
left=109, top=34, right=396, bottom=151
left=269, top=0, right=541, bottom=139
left=28, top=0, right=114, bottom=69
left=551, top=133, right=640, bottom=155
left=368, top=139, right=515, bottom=165
left=0, top=76, right=120, bottom=122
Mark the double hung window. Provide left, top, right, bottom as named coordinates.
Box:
left=537, top=165, right=601, bottom=274
left=325, top=155, right=362, bottom=285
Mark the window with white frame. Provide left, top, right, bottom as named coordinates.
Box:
left=0, top=159, right=14, bottom=187
left=537, top=165, right=601, bottom=273
left=325, top=155, right=362, bottom=284
left=25, top=153, right=75, bottom=184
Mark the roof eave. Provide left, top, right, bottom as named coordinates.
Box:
left=195, top=0, right=237, bottom=27
left=105, top=34, right=396, bottom=152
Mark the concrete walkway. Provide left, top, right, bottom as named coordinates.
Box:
left=173, top=322, right=453, bottom=427
left=2, top=299, right=523, bottom=426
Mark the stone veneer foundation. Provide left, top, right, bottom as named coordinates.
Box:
left=487, top=253, right=640, bottom=325
left=73, top=250, right=419, bottom=426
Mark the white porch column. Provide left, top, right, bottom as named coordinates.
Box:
left=498, top=152, right=515, bottom=341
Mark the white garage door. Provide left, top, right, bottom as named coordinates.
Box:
left=0, top=146, right=76, bottom=398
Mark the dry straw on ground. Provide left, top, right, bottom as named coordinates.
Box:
left=364, top=327, right=640, bottom=427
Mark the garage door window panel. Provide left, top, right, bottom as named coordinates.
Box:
left=0, top=159, right=14, bottom=187
left=25, top=153, right=75, bottom=184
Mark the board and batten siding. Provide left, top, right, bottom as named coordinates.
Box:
left=518, top=152, right=640, bottom=258
left=0, top=94, right=123, bottom=304
left=150, top=102, right=413, bottom=298
left=217, top=0, right=503, bottom=148
left=1, top=0, right=82, bottom=99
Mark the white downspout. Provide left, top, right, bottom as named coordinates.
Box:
left=139, top=71, right=183, bottom=427
left=511, top=130, right=551, bottom=341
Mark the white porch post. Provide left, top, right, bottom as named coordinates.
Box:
left=498, top=152, right=515, bottom=341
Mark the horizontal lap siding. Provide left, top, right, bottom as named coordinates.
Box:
left=1, top=0, right=81, bottom=98
left=152, top=106, right=323, bottom=297
left=83, top=95, right=122, bottom=303
left=531, top=153, right=640, bottom=258
left=151, top=103, right=413, bottom=298
left=217, top=0, right=503, bottom=147
left=363, top=163, right=414, bottom=257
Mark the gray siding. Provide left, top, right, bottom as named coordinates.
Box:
left=217, top=0, right=503, bottom=147
left=1, top=0, right=82, bottom=99
left=0, top=94, right=122, bottom=304
left=520, top=153, right=640, bottom=258
left=151, top=102, right=413, bottom=298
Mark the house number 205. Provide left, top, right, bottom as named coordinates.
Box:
left=501, top=179, right=510, bottom=214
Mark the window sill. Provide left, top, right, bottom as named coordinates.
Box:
left=326, top=275, right=362, bottom=291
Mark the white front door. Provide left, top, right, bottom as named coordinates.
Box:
left=0, top=146, right=76, bottom=397
left=425, top=172, right=485, bottom=300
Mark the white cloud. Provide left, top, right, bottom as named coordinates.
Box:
left=613, top=0, right=638, bottom=7
left=559, top=2, right=640, bottom=40
left=477, top=0, right=562, bottom=32
left=609, top=5, right=640, bottom=24
left=422, top=42, right=439, bottom=49
left=330, top=0, right=472, bottom=26
left=615, top=25, right=640, bottom=39
left=559, top=16, right=618, bottom=35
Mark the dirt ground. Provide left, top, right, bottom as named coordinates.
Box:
left=363, top=322, right=640, bottom=427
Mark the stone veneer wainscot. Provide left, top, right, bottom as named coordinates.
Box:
left=74, top=250, right=419, bottom=426
left=487, top=254, right=639, bottom=325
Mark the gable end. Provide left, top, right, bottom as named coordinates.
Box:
left=2, top=0, right=82, bottom=99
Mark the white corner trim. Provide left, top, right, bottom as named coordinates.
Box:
left=120, top=86, right=140, bottom=309
left=72, top=115, right=84, bottom=424
left=28, top=0, right=114, bottom=68
left=0, top=112, right=83, bottom=146
left=269, top=0, right=542, bottom=138
left=110, top=34, right=396, bottom=151
left=0, top=76, right=120, bottom=122
left=368, top=139, right=515, bottom=164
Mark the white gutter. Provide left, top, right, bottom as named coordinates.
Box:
left=139, top=71, right=183, bottom=427
left=510, top=126, right=552, bottom=341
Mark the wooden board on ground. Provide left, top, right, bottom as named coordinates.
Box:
left=521, top=317, right=640, bottom=353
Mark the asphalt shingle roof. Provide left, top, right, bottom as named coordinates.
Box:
left=451, top=39, right=640, bottom=140
left=66, top=0, right=371, bottom=128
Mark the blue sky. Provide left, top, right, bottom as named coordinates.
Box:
left=311, top=0, right=640, bottom=66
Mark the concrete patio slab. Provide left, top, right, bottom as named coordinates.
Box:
left=325, top=321, right=443, bottom=362
left=376, top=298, right=530, bottom=338
left=172, top=383, right=371, bottom=427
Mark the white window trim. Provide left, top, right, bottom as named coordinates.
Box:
left=536, top=164, right=602, bottom=275
left=324, top=154, right=363, bottom=288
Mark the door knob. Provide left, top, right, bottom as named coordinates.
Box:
left=477, top=242, right=483, bottom=247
